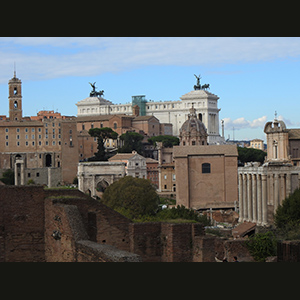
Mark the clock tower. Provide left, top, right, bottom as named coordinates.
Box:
left=9, top=71, right=22, bottom=121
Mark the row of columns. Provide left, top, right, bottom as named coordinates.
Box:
left=238, top=172, right=292, bottom=225
left=239, top=173, right=268, bottom=225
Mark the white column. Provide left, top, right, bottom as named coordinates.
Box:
left=238, top=173, right=243, bottom=222
left=257, top=174, right=262, bottom=225
left=247, top=174, right=252, bottom=222
left=262, top=174, right=268, bottom=225
left=274, top=173, right=279, bottom=213
left=252, top=174, right=257, bottom=223
left=243, top=174, right=248, bottom=221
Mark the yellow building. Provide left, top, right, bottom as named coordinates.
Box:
left=249, top=139, right=265, bottom=151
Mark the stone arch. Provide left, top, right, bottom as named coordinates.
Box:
left=96, top=179, right=109, bottom=193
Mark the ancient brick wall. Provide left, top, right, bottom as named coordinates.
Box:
left=0, top=185, right=46, bottom=262
left=129, top=222, right=162, bottom=262
left=277, top=240, right=300, bottom=262
left=129, top=222, right=206, bottom=262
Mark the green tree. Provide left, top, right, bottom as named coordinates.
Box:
left=275, top=188, right=300, bottom=230
left=245, top=231, right=277, bottom=262
left=101, top=176, right=159, bottom=219
left=118, top=132, right=144, bottom=154
left=148, top=135, right=180, bottom=148
left=238, top=146, right=267, bottom=164
left=88, top=127, right=118, bottom=161
left=0, top=169, right=14, bottom=185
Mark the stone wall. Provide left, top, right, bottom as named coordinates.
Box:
left=0, top=185, right=45, bottom=262
left=0, top=185, right=255, bottom=262
left=277, top=240, right=300, bottom=262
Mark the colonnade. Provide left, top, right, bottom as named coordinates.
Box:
left=238, top=171, right=292, bottom=226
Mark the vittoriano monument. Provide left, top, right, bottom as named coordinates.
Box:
left=194, top=74, right=210, bottom=91
left=89, top=82, right=104, bottom=97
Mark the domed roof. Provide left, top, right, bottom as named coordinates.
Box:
left=180, top=105, right=207, bottom=137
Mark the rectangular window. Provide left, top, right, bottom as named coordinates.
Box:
left=202, top=163, right=211, bottom=174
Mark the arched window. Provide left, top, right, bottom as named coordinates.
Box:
left=202, top=163, right=211, bottom=174
left=14, top=101, right=18, bottom=108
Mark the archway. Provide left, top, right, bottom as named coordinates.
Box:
left=45, top=154, right=52, bottom=167
left=96, top=179, right=109, bottom=193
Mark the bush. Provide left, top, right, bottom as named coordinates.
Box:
left=0, top=169, right=14, bottom=185
left=245, top=231, right=277, bottom=262
left=275, top=188, right=300, bottom=230
left=101, top=176, right=159, bottom=219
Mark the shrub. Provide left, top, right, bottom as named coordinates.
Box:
left=101, top=176, right=159, bottom=219
left=245, top=231, right=277, bottom=262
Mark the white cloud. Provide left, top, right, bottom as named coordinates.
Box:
left=1, top=37, right=300, bottom=83
left=222, top=116, right=268, bottom=130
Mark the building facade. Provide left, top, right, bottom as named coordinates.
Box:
left=76, top=79, right=224, bottom=144
left=238, top=117, right=300, bottom=225
left=108, top=151, right=147, bottom=179
left=0, top=73, right=78, bottom=186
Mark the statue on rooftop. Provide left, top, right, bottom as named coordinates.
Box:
left=89, top=82, right=104, bottom=97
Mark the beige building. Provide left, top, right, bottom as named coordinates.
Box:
left=0, top=73, right=78, bottom=186
left=108, top=151, right=147, bottom=179
left=238, top=117, right=300, bottom=225
left=249, top=139, right=265, bottom=150
left=174, top=145, right=238, bottom=210
left=172, top=105, right=238, bottom=210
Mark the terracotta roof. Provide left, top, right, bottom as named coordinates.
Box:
left=76, top=115, right=113, bottom=122
left=232, top=222, right=256, bottom=239
left=133, top=115, right=158, bottom=121
left=288, top=129, right=300, bottom=139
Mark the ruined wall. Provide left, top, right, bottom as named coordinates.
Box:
left=0, top=185, right=45, bottom=262
left=129, top=222, right=206, bottom=262
left=277, top=240, right=300, bottom=262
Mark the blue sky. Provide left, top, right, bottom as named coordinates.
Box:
left=1, top=37, right=300, bottom=141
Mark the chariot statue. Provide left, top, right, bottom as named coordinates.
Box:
left=89, top=82, right=104, bottom=97
left=193, top=74, right=210, bottom=91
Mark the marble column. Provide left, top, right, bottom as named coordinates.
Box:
left=247, top=174, right=252, bottom=222
left=243, top=174, right=248, bottom=221
left=14, top=162, right=19, bottom=186
left=279, top=173, right=286, bottom=205
left=252, top=174, right=257, bottom=223
left=257, top=174, right=262, bottom=225
left=262, top=174, right=268, bottom=225
left=274, top=173, right=279, bottom=212
left=238, top=173, right=243, bottom=222
left=286, top=172, right=291, bottom=198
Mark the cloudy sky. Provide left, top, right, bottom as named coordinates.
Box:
left=1, top=37, right=300, bottom=141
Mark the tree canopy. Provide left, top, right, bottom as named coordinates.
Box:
left=101, top=176, right=159, bottom=219
left=88, top=127, right=118, bottom=161
left=238, top=146, right=267, bottom=164
left=275, top=188, right=300, bottom=229
left=148, top=135, right=180, bottom=148
left=118, top=132, right=144, bottom=154
left=0, top=169, right=14, bottom=185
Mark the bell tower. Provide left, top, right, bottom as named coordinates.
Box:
left=9, top=70, right=22, bottom=121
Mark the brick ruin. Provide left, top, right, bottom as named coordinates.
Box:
left=0, top=185, right=254, bottom=262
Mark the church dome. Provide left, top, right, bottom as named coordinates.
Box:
left=179, top=105, right=208, bottom=146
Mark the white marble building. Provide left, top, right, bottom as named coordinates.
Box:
left=76, top=89, right=224, bottom=145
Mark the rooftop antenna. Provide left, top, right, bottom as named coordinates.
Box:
left=14, top=61, right=16, bottom=78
